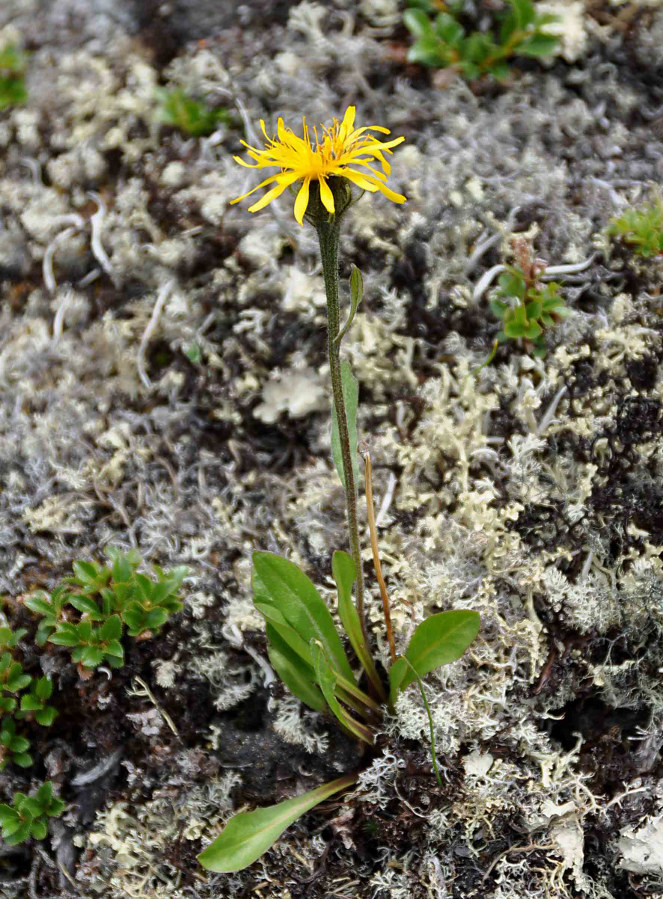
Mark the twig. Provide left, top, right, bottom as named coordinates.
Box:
left=473, top=264, right=507, bottom=303
left=482, top=842, right=556, bottom=883
left=128, top=675, right=179, bottom=736
left=88, top=192, right=114, bottom=280
left=536, top=385, right=568, bottom=435
left=362, top=449, right=396, bottom=663
left=43, top=226, right=79, bottom=294
left=136, top=281, right=173, bottom=389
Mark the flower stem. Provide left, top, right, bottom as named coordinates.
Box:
left=316, top=217, right=367, bottom=643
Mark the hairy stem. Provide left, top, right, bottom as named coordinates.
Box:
left=317, top=218, right=367, bottom=643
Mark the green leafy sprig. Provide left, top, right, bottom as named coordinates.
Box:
left=0, top=44, right=27, bottom=111
left=25, top=550, right=187, bottom=672
left=404, top=0, right=560, bottom=80
left=607, top=196, right=663, bottom=259
left=0, top=625, right=58, bottom=771
left=0, top=782, right=65, bottom=845
left=156, top=87, right=231, bottom=137
left=489, top=265, right=568, bottom=359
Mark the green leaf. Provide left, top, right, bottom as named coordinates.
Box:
left=30, top=818, right=48, bottom=840
left=5, top=820, right=30, bottom=845
left=332, top=551, right=385, bottom=700
left=496, top=268, right=527, bottom=300
left=36, top=707, right=58, bottom=727
left=34, top=677, right=53, bottom=700
left=408, top=36, right=449, bottom=68
left=10, top=735, right=31, bottom=754
left=19, top=695, right=42, bottom=712
left=331, top=361, right=359, bottom=491
left=510, top=0, right=536, bottom=29
left=0, top=805, right=19, bottom=828
left=99, top=615, right=123, bottom=641
left=389, top=610, right=480, bottom=704
left=145, top=608, right=169, bottom=631
left=198, top=774, right=356, bottom=873
left=435, top=12, right=464, bottom=44
left=265, top=627, right=326, bottom=712
left=310, top=642, right=373, bottom=744
left=35, top=782, right=53, bottom=806
left=335, top=265, right=364, bottom=345
left=518, top=34, right=559, bottom=57
left=73, top=561, right=101, bottom=585
left=80, top=646, right=105, bottom=669
left=13, top=752, right=33, bottom=768
left=403, top=8, right=434, bottom=39
left=48, top=798, right=66, bottom=817
left=69, top=596, right=104, bottom=618
left=257, top=604, right=314, bottom=666
left=500, top=11, right=518, bottom=44
left=253, top=552, right=355, bottom=683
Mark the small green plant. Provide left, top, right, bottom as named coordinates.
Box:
left=156, top=87, right=231, bottom=137
left=198, top=108, right=480, bottom=875
left=404, top=0, right=560, bottom=80
left=490, top=267, right=567, bottom=358
left=0, top=44, right=27, bottom=111
left=25, top=550, right=187, bottom=672
left=607, top=196, right=663, bottom=259
left=16, top=676, right=58, bottom=727
left=0, top=719, right=32, bottom=770
left=0, top=782, right=65, bottom=845
left=0, top=626, right=57, bottom=771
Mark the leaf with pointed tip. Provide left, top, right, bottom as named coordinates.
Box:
left=335, top=265, right=364, bottom=345
left=198, top=774, right=356, bottom=872
left=389, top=610, right=480, bottom=705
left=253, top=552, right=355, bottom=683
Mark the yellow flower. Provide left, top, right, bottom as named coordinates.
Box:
left=231, top=106, right=406, bottom=226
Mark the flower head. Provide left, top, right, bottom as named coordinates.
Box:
left=231, top=106, right=406, bottom=226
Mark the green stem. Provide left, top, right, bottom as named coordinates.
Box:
left=317, top=218, right=367, bottom=644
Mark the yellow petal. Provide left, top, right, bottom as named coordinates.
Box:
left=319, top=177, right=335, bottom=214
left=230, top=173, right=284, bottom=205
left=233, top=155, right=263, bottom=169
left=340, top=170, right=381, bottom=192
left=375, top=182, right=406, bottom=204
left=247, top=174, right=300, bottom=213
left=339, top=106, right=356, bottom=141
left=293, top=178, right=311, bottom=225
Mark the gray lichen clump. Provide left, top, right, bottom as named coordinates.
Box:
left=0, top=1, right=663, bottom=897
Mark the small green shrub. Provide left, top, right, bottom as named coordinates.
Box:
left=156, top=87, right=230, bottom=137
left=25, top=550, right=187, bottom=672
left=607, top=197, right=663, bottom=259
left=0, top=44, right=27, bottom=111
left=404, top=0, right=560, bottom=80
left=0, top=626, right=57, bottom=771
left=490, top=265, right=568, bottom=358
left=0, top=782, right=65, bottom=845
left=0, top=719, right=32, bottom=770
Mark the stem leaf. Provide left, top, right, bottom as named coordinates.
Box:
left=331, top=361, right=359, bottom=490
left=198, top=774, right=356, bottom=873
left=335, top=265, right=363, bottom=345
